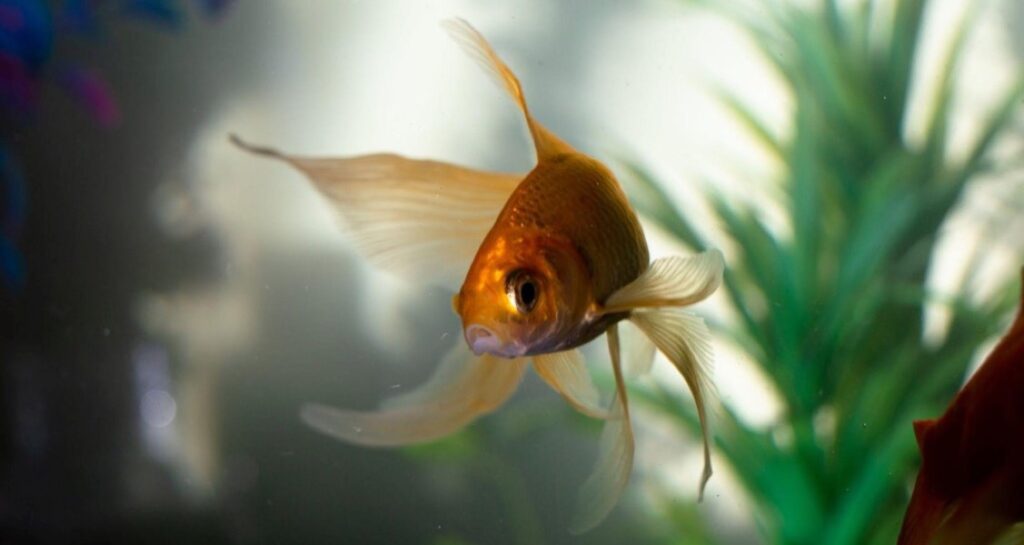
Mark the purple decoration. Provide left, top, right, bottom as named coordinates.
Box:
left=59, top=66, right=119, bottom=127
left=0, top=51, right=36, bottom=118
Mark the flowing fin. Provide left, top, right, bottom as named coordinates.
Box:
left=569, top=324, right=634, bottom=534
left=301, top=343, right=527, bottom=446
left=602, top=250, right=724, bottom=313
left=630, top=309, right=716, bottom=500
left=231, top=135, right=522, bottom=291
left=621, top=320, right=657, bottom=377
left=441, top=18, right=573, bottom=161
left=379, top=342, right=480, bottom=410
left=993, top=523, right=1024, bottom=545
left=533, top=350, right=610, bottom=420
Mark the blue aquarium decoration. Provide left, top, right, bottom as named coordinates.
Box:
left=58, top=64, right=120, bottom=126
left=121, top=0, right=184, bottom=28
left=0, top=145, right=25, bottom=291
left=0, top=0, right=233, bottom=293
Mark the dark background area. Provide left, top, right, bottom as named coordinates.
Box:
left=0, top=4, right=664, bottom=544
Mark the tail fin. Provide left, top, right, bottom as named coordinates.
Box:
left=442, top=18, right=573, bottom=161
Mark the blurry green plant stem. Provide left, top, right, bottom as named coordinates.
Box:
left=626, top=0, right=1024, bottom=544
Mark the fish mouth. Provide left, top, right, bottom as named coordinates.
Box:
left=464, top=324, right=526, bottom=358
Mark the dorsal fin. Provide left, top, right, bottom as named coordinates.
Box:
left=442, top=18, right=574, bottom=162
left=913, top=419, right=935, bottom=450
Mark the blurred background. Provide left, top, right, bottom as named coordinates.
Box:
left=0, top=0, right=1022, bottom=544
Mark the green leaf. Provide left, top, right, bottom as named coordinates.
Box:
left=716, top=90, right=785, bottom=160
left=618, top=160, right=707, bottom=250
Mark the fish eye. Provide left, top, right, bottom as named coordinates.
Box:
left=506, top=269, right=539, bottom=313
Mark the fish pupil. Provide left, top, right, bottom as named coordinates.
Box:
left=507, top=269, right=539, bottom=313
left=519, top=281, right=537, bottom=310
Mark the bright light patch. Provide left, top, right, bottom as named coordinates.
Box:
left=141, top=389, right=178, bottom=429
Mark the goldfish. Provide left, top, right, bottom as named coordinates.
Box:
left=231, top=19, right=723, bottom=533
left=897, top=269, right=1024, bottom=545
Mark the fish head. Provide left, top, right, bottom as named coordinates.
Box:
left=454, top=230, right=592, bottom=358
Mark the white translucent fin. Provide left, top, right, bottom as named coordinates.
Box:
left=630, top=309, right=715, bottom=500
left=533, top=350, right=610, bottom=420
left=441, top=18, right=573, bottom=161
left=992, top=523, right=1024, bottom=545
left=301, top=344, right=527, bottom=446
left=620, top=320, right=657, bottom=377
left=569, top=324, right=634, bottom=534
left=603, top=249, right=724, bottom=313
left=231, top=135, right=521, bottom=291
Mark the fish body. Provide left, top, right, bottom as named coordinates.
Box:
left=457, top=152, right=647, bottom=357
left=898, top=270, right=1024, bottom=545
left=233, top=18, right=723, bottom=533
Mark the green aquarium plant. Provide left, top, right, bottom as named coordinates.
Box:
left=625, top=0, right=1024, bottom=544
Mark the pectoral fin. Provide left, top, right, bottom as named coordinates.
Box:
left=630, top=309, right=716, bottom=500
left=603, top=249, right=724, bottom=313
left=301, top=343, right=527, bottom=446
left=569, top=325, right=634, bottom=534
left=533, top=349, right=610, bottom=420
left=596, top=249, right=722, bottom=500
left=231, top=136, right=522, bottom=292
